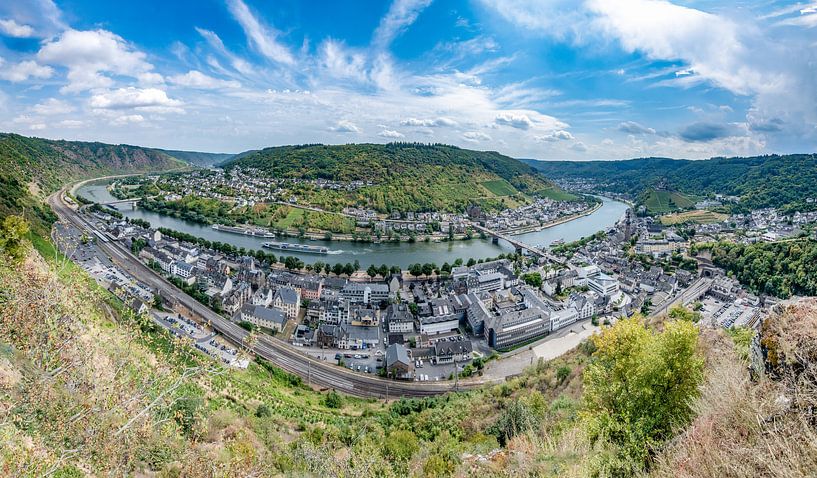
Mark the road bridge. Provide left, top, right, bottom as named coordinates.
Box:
left=470, top=223, right=565, bottom=264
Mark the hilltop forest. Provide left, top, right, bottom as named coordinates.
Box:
left=224, top=143, right=574, bottom=213
left=0, top=133, right=184, bottom=230
left=524, top=154, right=817, bottom=214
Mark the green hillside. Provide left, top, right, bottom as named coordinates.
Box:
left=642, top=189, right=697, bottom=214
left=224, top=143, right=574, bottom=213
left=155, top=148, right=236, bottom=167
left=0, top=132, right=184, bottom=229
left=524, top=154, right=817, bottom=213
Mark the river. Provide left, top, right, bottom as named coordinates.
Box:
left=77, top=180, right=629, bottom=268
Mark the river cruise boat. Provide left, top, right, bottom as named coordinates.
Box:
left=211, top=224, right=276, bottom=238
left=261, top=241, right=329, bottom=254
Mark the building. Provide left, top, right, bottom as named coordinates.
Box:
left=433, top=340, right=473, bottom=364
left=485, top=307, right=550, bottom=349
left=350, top=305, right=379, bottom=326
left=551, top=306, right=579, bottom=330
left=172, top=260, right=196, bottom=285
left=316, top=324, right=344, bottom=348
left=272, top=286, right=301, bottom=319
left=339, top=324, right=380, bottom=350
left=419, top=314, right=460, bottom=336
left=239, top=304, right=288, bottom=332
left=340, top=282, right=390, bottom=305
left=385, top=343, right=414, bottom=379
left=588, top=273, right=620, bottom=297
left=568, top=293, right=595, bottom=320
left=385, top=303, right=415, bottom=333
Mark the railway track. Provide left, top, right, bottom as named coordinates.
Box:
left=49, top=187, right=484, bottom=398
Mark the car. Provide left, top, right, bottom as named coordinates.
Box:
left=334, top=353, right=342, bottom=360
left=375, top=349, right=383, bottom=356
left=353, top=354, right=362, bottom=359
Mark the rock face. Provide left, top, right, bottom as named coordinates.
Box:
left=751, top=298, right=817, bottom=380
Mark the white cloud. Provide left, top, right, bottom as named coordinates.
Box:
left=570, top=141, right=588, bottom=152
left=0, top=19, right=35, bottom=37
left=378, top=129, right=405, bottom=139
left=372, top=0, right=433, bottom=49
left=0, top=59, right=53, bottom=82
left=29, top=123, right=47, bottom=130
left=89, top=87, right=182, bottom=111
left=37, top=29, right=156, bottom=93
left=318, top=40, right=368, bottom=82
left=329, top=120, right=361, bottom=133
left=462, top=131, right=492, bottom=142
left=400, top=117, right=457, bottom=127
left=169, top=70, right=240, bottom=89
left=32, top=98, right=74, bottom=115
left=495, top=112, right=534, bottom=130
left=535, top=130, right=574, bottom=142
left=195, top=27, right=254, bottom=75
left=227, top=0, right=294, bottom=65
left=112, top=114, right=145, bottom=125
left=618, top=121, right=656, bottom=135
left=58, top=119, right=84, bottom=128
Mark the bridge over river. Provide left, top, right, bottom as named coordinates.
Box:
left=470, top=223, right=566, bottom=264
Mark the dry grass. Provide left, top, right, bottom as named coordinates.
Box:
left=650, top=312, right=817, bottom=478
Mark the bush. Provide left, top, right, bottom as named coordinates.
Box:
left=581, top=316, right=704, bottom=474
left=383, top=429, right=420, bottom=462
left=323, top=390, right=343, bottom=409
left=556, top=365, right=571, bottom=384
left=488, top=399, right=541, bottom=446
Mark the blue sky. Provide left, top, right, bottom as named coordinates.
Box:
left=0, top=0, right=815, bottom=160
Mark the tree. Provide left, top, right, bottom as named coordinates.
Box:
left=367, top=265, right=378, bottom=278
left=0, top=215, right=30, bottom=263
left=343, top=262, right=354, bottom=276
left=332, top=263, right=343, bottom=276
left=409, top=263, right=423, bottom=277
left=324, top=263, right=332, bottom=275
left=522, top=272, right=542, bottom=288
left=581, top=316, right=704, bottom=474
left=353, top=259, right=360, bottom=271
left=466, top=258, right=476, bottom=267
left=421, top=263, right=434, bottom=276
left=378, top=264, right=389, bottom=277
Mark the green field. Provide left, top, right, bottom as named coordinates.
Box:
left=481, top=179, right=517, bottom=196
left=643, top=189, right=696, bottom=214
left=535, top=185, right=579, bottom=201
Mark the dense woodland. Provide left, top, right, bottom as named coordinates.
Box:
left=525, top=154, right=817, bottom=213
left=705, top=239, right=817, bottom=298
left=0, top=132, right=183, bottom=230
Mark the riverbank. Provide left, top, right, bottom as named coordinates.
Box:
left=76, top=179, right=630, bottom=268
left=496, top=200, right=603, bottom=236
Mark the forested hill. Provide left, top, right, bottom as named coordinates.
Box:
left=523, top=154, right=817, bottom=213
left=223, top=143, right=571, bottom=213
left=0, top=132, right=184, bottom=227
left=155, top=148, right=236, bottom=167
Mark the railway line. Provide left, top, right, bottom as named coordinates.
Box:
left=49, top=187, right=484, bottom=398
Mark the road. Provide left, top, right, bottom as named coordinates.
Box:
left=49, top=187, right=482, bottom=398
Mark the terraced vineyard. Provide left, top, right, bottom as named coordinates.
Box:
left=642, top=189, right=696, bottom=214
left=660, top=209, right=728, bottom=225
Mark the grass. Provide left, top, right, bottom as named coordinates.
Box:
left=659, top=209, right=728, bottom=225
left=481, top=179, right=518, bottom=196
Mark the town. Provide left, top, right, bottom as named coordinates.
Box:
left=107, top=167, right=599, bottom=242
left=55, top=184, right=816, bottom=383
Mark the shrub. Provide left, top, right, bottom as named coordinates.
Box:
left=323, top=390, right=343, bottom=409
left=581, top=316, right=704, bottom=474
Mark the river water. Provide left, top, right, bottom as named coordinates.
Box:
left=77, top=180, right=629, bottom=268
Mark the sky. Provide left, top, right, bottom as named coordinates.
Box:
left=0, top=0, right=815, bottom=160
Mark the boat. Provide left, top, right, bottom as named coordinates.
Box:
left=211, top=224, right=275, bottom=238
left=551, top=238, right=565, bottom=246
left=262, top=241, right=329, bottom=254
